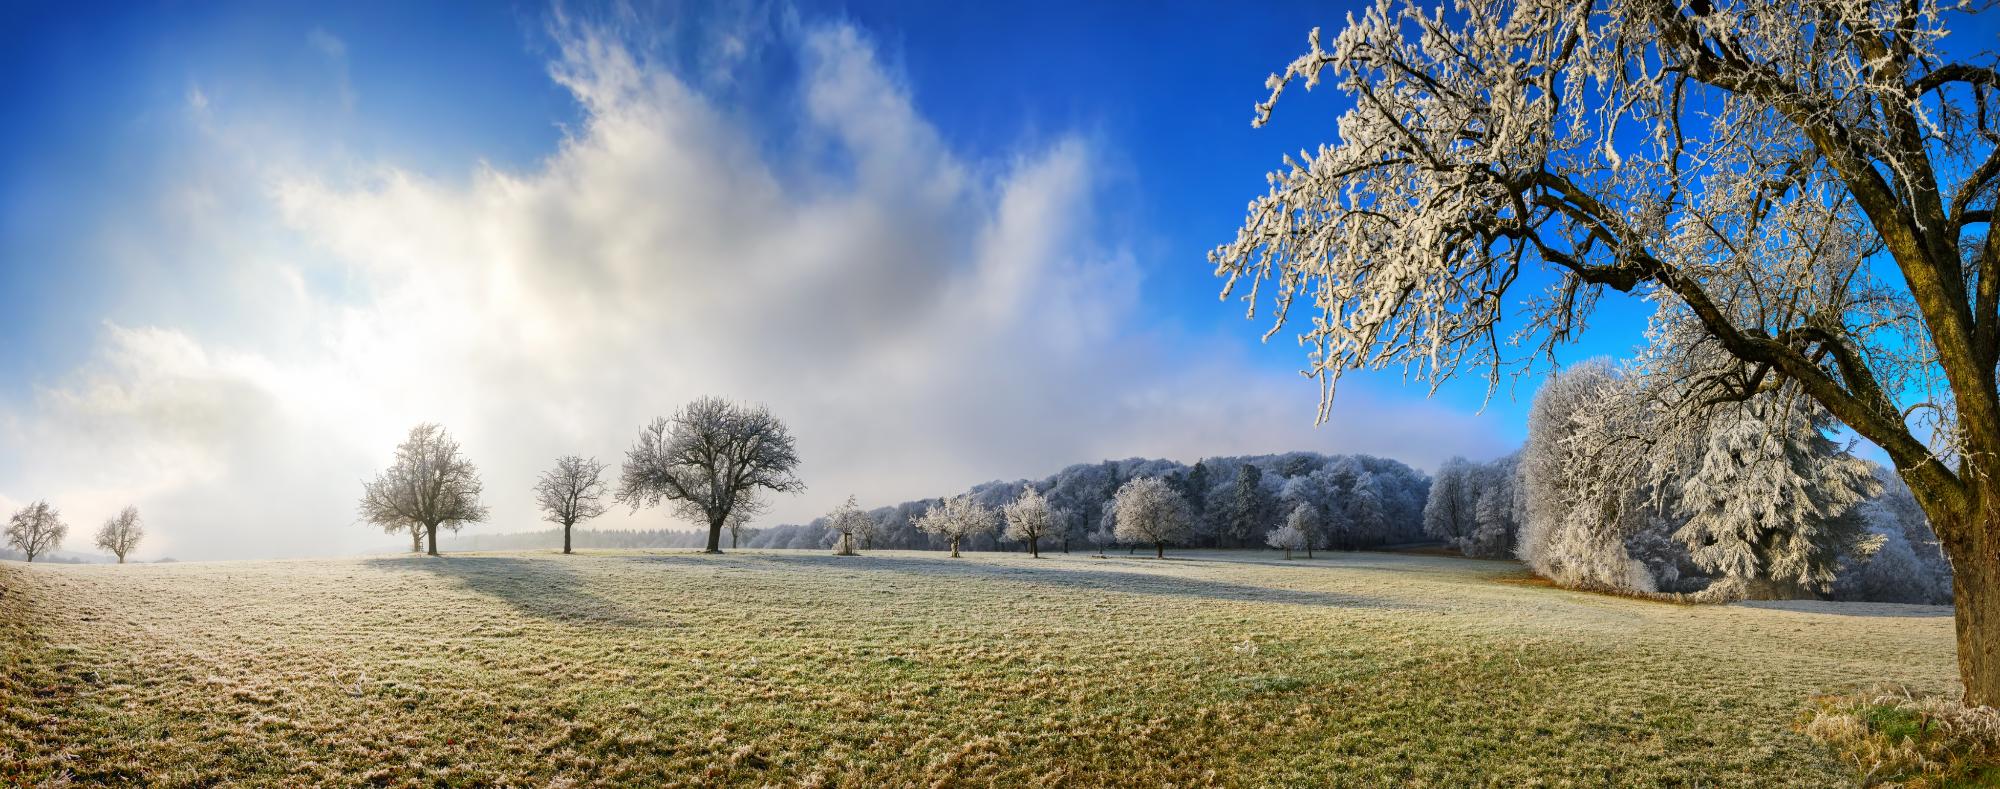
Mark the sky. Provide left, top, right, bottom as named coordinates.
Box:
left=0, top=0, right=1697, bottom=560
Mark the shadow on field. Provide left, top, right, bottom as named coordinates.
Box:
left=1736, top=599, right=1952, bottom=619
left=363, top=557, right=660, bottom=627
left=618, top=553, right=1411, bottom=610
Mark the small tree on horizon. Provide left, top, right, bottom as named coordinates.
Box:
left=359, top=423, right=488, bottom=557
left=1113, top=477, right=1195, bottom=559
left=1266, top=523, right=1305, bottom=560
left=915, top=494, right=996, bottom=557
left=534, top=455, right=610, bottom=555
left=1284, top=502, right=1320, bottom=559
left=616, top=398, right=804, bottom=554
left=1002, top=486, right=1061, bottom=558
left=6, top=500, right=67, bottom=563
left=727, top=493, right=765, bottom=550
left=827, top=495, right=873, bottom=556
left=94, top=505, right=144, bottom=564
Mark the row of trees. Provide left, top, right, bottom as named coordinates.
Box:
left=358, top=397, right=802, bottom=556
left=737, top=452, right=1432, bottom=556
left=3, top=501, right=146, bottom=564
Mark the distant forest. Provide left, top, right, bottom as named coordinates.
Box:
left=443, top=452, right=1434, bottom=555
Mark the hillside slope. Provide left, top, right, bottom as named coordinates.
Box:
left=0, top=550, right=1957, bottom=786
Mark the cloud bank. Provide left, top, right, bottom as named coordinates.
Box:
left=0, top=17, right=1509, bottom=560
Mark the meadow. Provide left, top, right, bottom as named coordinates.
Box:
left=0, top=549, right=1959, bottom=787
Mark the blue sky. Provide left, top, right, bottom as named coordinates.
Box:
left=0, top=1, right=1732, bottom=558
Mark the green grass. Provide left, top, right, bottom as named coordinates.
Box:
left=0, top=549, right=1963, bottom=786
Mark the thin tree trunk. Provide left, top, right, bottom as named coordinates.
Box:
left=1284, top=548, right=1292, bottom=560
left=563, top=523, right=572, bottom=555
left=426, top=523, right=439, bottom=556
left=731, top=529, right=739, bottom=549
left=1029, top=538, right=1039, bottom=558
left=950, top=538, right=961, bottom=558
left=1155, top=542, right=1164, bottom=559
left=705, top=517, right=724, bottom=554
left=412, top=527, right=422, bottom=553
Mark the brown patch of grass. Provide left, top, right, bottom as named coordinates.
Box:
left=1804, top=686, right=2000, bottom=787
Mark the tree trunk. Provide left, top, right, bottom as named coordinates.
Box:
left=563, top=523, right=573, bottom=555
left=1284, top=548, right=1292, bottom=560
left=426, top=523, right=439, bottom=556
left=1949, top=518, right=2000, bottom=706
left=731, top=529, right=739, bottom=549
left=411, top=527, right=422, bottom=553
left=1029, top=538, right=1040, bottom=558
left=705, top=517, right=724, bottom=554
left=950, top=538, right=961, bottom=558
left=117, top=555, right=126, bottom=564
left=1155, top=542, right=1164, bottom=559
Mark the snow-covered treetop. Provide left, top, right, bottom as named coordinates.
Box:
left=1214, top=0, right=1997, bottom=509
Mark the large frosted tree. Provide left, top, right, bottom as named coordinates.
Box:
left=359, top=423, right=488, bottom=556
left=915, top=494, right=996, bottom=557
left=1113, top=477, right=1196, bottom=558
left=1673, top=399, right=1878, bottom=597
left=1002, top=486, right=1062, bottom=558
left=1215, top=0, right=2000, bottom=703
left=616, top=398, right=804, bottom=554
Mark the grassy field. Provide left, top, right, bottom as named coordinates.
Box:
left=0, top=548, right=1960, bottom=787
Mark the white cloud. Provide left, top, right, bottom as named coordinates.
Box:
left=0, top=19, right=1508, bottom=560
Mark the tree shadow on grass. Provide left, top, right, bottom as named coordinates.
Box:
left=616, top=552, right=1413, bottom=611
left=362, top=556, right=661, bottom=627
left=1735, top=599, right=1953, bottom=619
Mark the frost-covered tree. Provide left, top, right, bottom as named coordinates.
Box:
left=1113, top=476, right=1195, bottom=558
left=94, top=505, right=143, bottom=564
left=534, top=455, right=609, bottom=555
left=1674, top=400, right=1878, bottom=597
left=1265, top=524, right=1305, bottom=559
left=1217, top=0, right=2000, bottom=702
left=1289, top=501, right=1321, bottom=558
left=359, top=423, right=488, bottom=556
left=1519, top=364, right=1667, bottom=591
left=1343, top=471, right=1388, bottom=546
left=826, top=495, right=873, bottom=556
left=1270, top=503, right=1320, bottom=559
left=1423, top=458, right=1479, bottom=548
left=616, top=398, right=804, bottom=554
left=6, top=500, right=66, bottom=562
left=1465, top=460, right=1522, bottom=559
left=915, top=494, right=995, bottom=557
left=1002, top=486, right=1061, bottom=558
left=1221, top=464, right=1276, bottom=546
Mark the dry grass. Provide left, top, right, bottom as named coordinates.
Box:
left=1804, top=685, right=2000, bottom=787
left=0, top=549, right=1962, bottom=787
